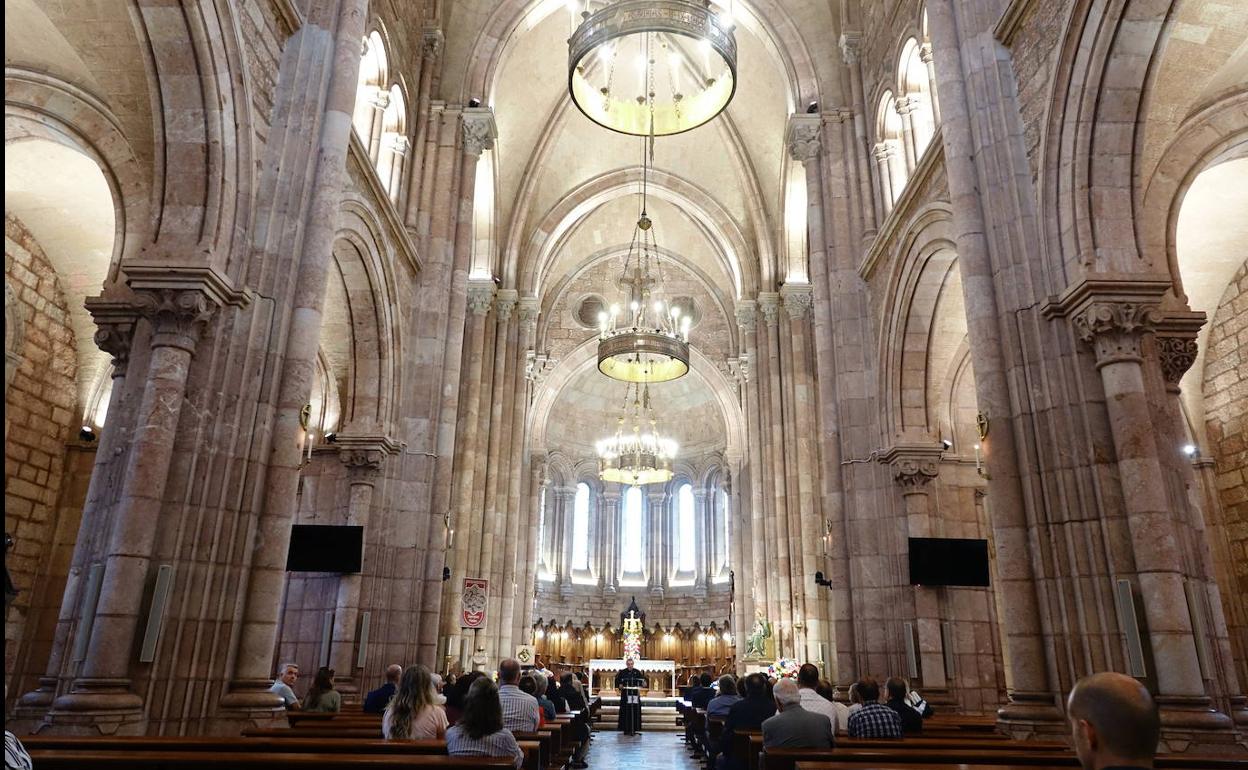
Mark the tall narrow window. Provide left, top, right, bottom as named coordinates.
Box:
left=572, top=482, right=590, bottom=571
left=352, top=32, right=388, bottom=151
left=621, top=486, right=644, bottom=574
left=537, top=485, right=550, bottom=580
left=677, top=483, right=696, bottom=573
left=715, top=486, right=731, bottom=581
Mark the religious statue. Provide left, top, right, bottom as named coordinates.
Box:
left=744, top=613, right=773, bottom=660
left=470, top=646, right=488, bottom=672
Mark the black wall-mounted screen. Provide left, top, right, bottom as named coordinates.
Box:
left=908, top=537, right=990, bottom=587
left=286, top=525, right=364, bottom=573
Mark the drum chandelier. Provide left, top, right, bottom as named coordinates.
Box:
left=596, top=381, right=677, bottom=485
left=568, top=0, right=738, bottom=136
left=595, top=139, right=691, bottom=383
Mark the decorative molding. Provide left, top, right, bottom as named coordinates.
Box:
left=878, top=443, right=944, bottom=489
left=994, top=0, right=1039, bottom=46
left=780, top=283, right=814, bottom=321
left=735, top=299, right=757, bottom=332
left=1072, top=302, right=1160, bottom=367
left=461, top=108, right=497, bottom=158
left=757, top=292, right=780, bottom=327
left=517, top=296, right=540, bottom=335
left=133, top=289, right=218, bottom=353
left=495, top=289, right=518, bottom=322
left=1153, top=312, right=1205, bottom=389
left=84, top=298, right=138, bottom=375
left=336, top=434, right=402, bottom=485
left=467, top=281, right=496, bottom=316
left=786, top=115, right=822, bottom=163
left=839, top=31, right=862, bottom=66
left=526, top=351, right=557, bottom=384
left=421, top=26, right=445, bottom=60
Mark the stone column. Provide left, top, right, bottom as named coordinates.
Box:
left=1071, top=297, right=1229, bottom=727
left=602, top=488, right=620, bottom=595
left=648, top=487, right=666, bottom=599
left=329, top=438, right=397, bottom=697
left=53, top=282, right=224, bottom=719
left=881, top=445, right=948, bottom=689
left=403, top=27, right=443, bottom=223
left=519, top=456, right=547, bottom=638
left=558, top=486, right=575, bottom=598
left=737, top=303, right=770, bottom=624
left=925, top=0, right=1060, bottom=728
left=220, top=0, right=370, bottom=712
left=872, top=144, right=896, bottom=215
left=482, top=291, right=518, bottom=662
left=895, top=96, right=919, bottom=171
left=17, top=308, right=135, bottom=713
left=693, top=488, right=708, bottom=594
left=758, top=292, right=794, bottom=647
left=918, top=43, right=942, bottom=126
left=838, top=31, right=879, bottom=239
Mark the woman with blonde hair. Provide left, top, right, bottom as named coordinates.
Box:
left=383, top=665, right=449, bottom=740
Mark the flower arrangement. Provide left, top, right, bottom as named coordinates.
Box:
left=767, top=658, right=799, bottom=679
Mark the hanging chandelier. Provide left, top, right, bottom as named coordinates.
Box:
left=568, top=0, right=738, bottom=136
left=596, top=139, right=691, bottom=383
left=596, top=381, right=678, bottom=485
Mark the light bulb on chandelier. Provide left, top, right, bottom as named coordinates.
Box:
left=596, top=381, right=678, bottom=485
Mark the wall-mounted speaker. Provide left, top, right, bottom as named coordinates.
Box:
left=71, top=563, right=105, bottom=662
left=1114, top=579, right=1147, bottom=677
left=357, top=611, right=372, bottom=669
left=139, top=565, right=174, bottom=663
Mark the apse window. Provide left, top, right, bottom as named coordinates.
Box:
left=669, top=482, right=697, bottom=586
left=620, top=485, right=646, bottom=584
left=571, top=482, right=591, bottom=575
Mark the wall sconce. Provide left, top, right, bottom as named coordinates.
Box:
left=814, top=570, right=833, bottom=589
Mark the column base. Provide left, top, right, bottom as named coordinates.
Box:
left=218, top=679, right=286, bottom=711
left=920, top=686, right=959, bottom=709
left=16, top=677, right=59, bottom=710
left=995, top=690, right=1065, bottom=740
left=43, top=679, right=145, bottom=735
left=1155, top=694, right=1237, bottom=753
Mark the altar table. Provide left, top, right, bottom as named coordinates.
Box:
left=587, top=658, right=676, bottom=697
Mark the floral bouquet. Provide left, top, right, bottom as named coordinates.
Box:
left=767, top=658, right=799, bottom=679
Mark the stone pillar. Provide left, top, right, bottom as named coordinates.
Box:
left=53, top=281, right=225, bottom=720
left=693, top=488, right=709, bottom=594
left=557, top=486, right=575, bottom=598
left=872, top=144, right=895, bottom=215
left=648, top=487, right=666, bottom=599
left=918, top=43, right=942, bottom=126
left=758, top=292, right=794, bottom=650
left=881, top=445, right=947, bottom=689
left=737, top=302, right=771, bottom=626
left=329, top=438, right=397, bottom=697
left=925, top=0, right=1060, bottom=729
left=17, top=308, right=135, bottom=714
left=519, top=455, right=547, bottom=638
left=403, top=27, right=443, bottom=224
left=602, top=489, right=620, bottom=595
left=838, top=31, right=878, bottom=239
left=895, top=96, right=919, bottom=170
left=1070, top=296, right=1230, bottom=728
left=481, top=290, right=518, bottom=663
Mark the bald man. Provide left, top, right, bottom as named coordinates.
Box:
left=1066, top=672, right=1160, bottom=770
left=363, top=664, right=404, bottom=713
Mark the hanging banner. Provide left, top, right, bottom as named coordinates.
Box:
left=460, top=578, right=489, bottom=629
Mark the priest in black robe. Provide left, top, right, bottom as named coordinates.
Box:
left=614, top=658, right=646, bottom=734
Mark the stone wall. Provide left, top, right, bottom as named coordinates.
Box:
left=533, top=581, right=731, bottom=630
left=1203, top=260, right=1248, bottom=598
left=3, top=215, right=78, bottom=686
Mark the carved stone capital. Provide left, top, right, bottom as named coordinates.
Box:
left=757, top=292, right=780, bottom=327
left=369, top=88, right=391, bottom=111
left=85, top=298, right=138, bottom=375
left=872, top=142, right=897, bottom=162
left=336, top=435, right=401, bottom=485
left=526, top=351, right=556, bottom=384
left=1072, top=301, right=1160, bottom=367
left=494, top=289, right=518, bottom=322
left=1153, top=310, right=1205, bottom=391
left=786, top=115, right=822, bottom=163
left=421, top=26, right=444, bottom=61
left=919, top=43, right=934, bottom=64
left=735, top=300, right=757, bottom=332
left=737, top=353, right=751, bottom=384
left=879, top=444, right=944, bottom=490
left=780, top=284, right=814, bottom=321
left=461, top=108, right=497, bottom=158
left=517, top=296, right=540, bottom=335
left=839, top=31, right=862, bottom=66
left=467, top=281, right=496, bottom=316
left=134, top=289, right=218, bottom=353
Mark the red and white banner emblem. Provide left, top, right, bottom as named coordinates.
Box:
left=460, top=578, right=488, bottom=629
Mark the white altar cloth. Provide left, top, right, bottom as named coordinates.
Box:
left=587, top=658, right=676, bottom=697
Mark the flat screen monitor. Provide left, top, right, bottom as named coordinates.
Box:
left=286, top=525, right=364, bottom=573
left=908, top=537, right=990, bottom=587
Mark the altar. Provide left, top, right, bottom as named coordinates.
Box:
left=587, top=658, right=677, bottom=697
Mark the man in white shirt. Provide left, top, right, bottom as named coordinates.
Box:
left=796, top=663, right=848, bottom=734
left=497, top=658, right=541, bottom=732
left=269, top=662, right=302, bottom=710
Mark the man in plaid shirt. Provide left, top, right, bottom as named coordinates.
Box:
left=497, top=658, right=541, bottom=732
left=846, top=678, right=903, bottom=738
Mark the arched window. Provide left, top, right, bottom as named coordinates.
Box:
left=377, top=84, right=407, bottom=201
left=714, top=485, right=731, bottom=582
left=898, top=38, right=936, bottom=163
left=875, top=90, right=908, bottom=212
left=621, top=486, right=645, bottom=575
left=537, top=484, right=552, bottom=580
left=572, top=482, right=591, bottom=571
left=677, top=483, right=696, bottom=573
left=353, top=32, right=389, bottom=152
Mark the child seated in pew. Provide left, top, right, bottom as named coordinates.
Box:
left=384, top=665, right=449, bottom=740
left=302, top=667, right=342, bottom=713
left=446, top=677, right=524, bottom=769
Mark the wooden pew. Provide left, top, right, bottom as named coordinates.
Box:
left=767, top=748, right=1247, bottom=770
left=244, top=727, right=385, bottom=739
left=25, top=751, right=517, bottom=770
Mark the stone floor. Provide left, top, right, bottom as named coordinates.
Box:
left=585, top=730, right=701, bottom=770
